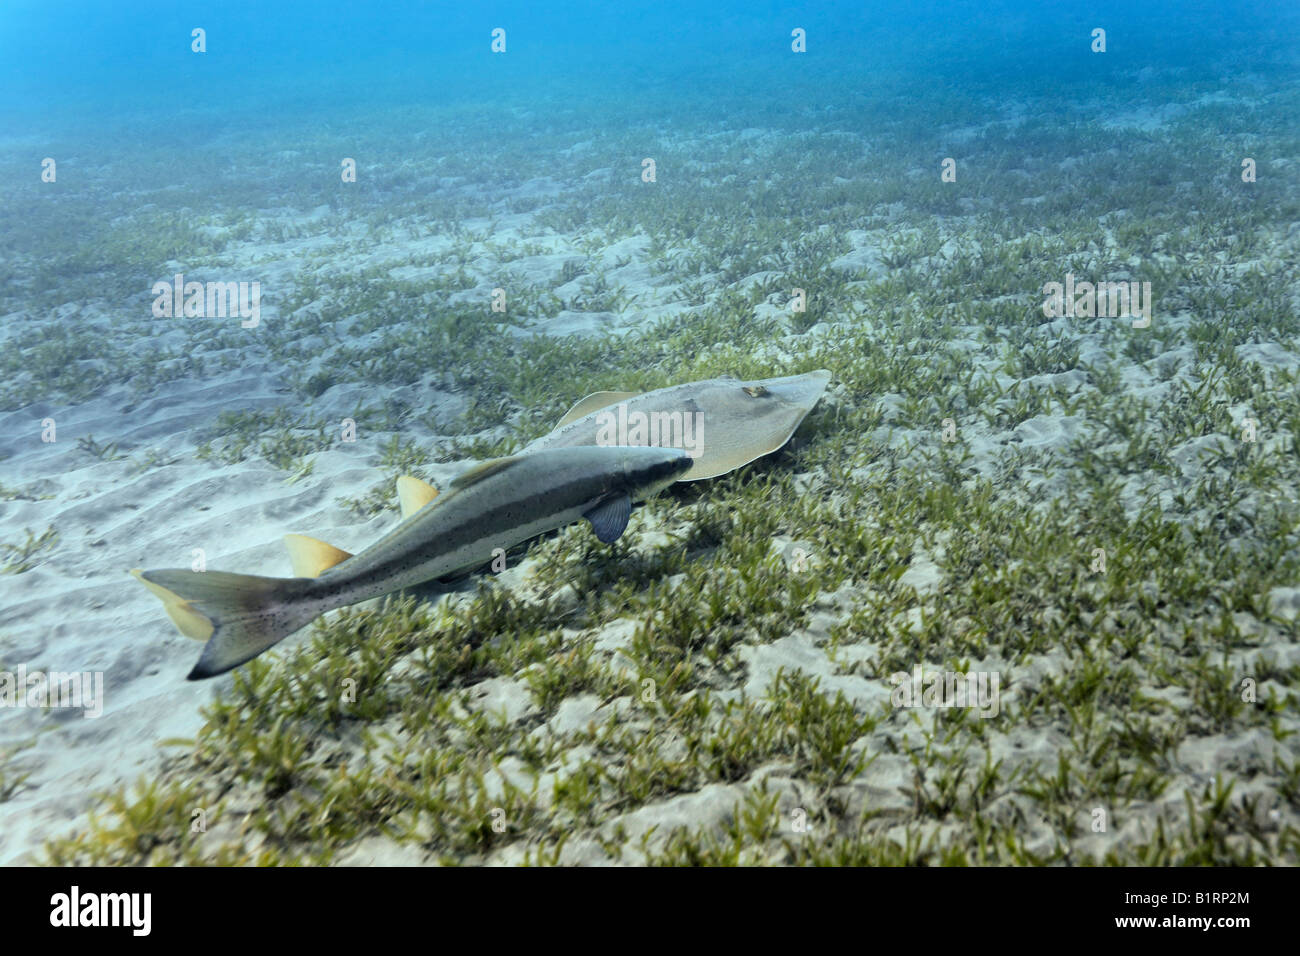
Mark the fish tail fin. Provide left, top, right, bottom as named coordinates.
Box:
left=130, top=568, right=318, bottom=679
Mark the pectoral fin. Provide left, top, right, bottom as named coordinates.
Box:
left=583, top=494, right=632, bottom=544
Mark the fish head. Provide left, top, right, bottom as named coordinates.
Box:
left=618, top=445, right=695, bottom=501
left=528, top=369, right=832, bottom=483
left=675, top=369, right=831, bottom=479
left=740, top=369, right=832, bottom=410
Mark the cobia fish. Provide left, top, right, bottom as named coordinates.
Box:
left=132, top=444, right=693, bottom=679
left=525, top=370, right=831, bottom=480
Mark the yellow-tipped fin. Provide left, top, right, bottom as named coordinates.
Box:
left=283, top=534, right=353, bottom=578
left=396, top=475, right=440, bottom=518
left=129, top=568, right=215, bottom=641
left=132, top=568, right=319, bottom=679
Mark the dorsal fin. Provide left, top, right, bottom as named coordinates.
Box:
left=556, top=390, right=641, bottom=427
left=396, top=475, right=440, bottom=518
left=283, top=534, right=353, bottom=578
left=450, top=455, right=521, bottom=490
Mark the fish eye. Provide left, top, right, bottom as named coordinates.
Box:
left=743, top=385, right=769, bottom=397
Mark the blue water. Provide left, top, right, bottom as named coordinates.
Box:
left=4, top=0, right=1300, bottom=870
left=0, top=0, right=1296, bottom=392
left=4, top=1, right=1296, bottom=131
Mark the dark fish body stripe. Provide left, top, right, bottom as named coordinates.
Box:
left=306, top=446, right=688, bottom=611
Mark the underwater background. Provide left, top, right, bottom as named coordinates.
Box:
left=1, top=0, right=1299, bottom=864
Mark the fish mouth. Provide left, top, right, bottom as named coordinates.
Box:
left=633, top=449, right=695, bottom=498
